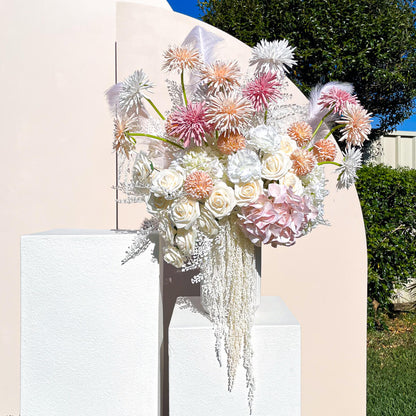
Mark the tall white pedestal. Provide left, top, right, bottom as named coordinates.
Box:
left=169, top=296, right=300, bottom=416
left=21, top=230, right=162, bottom=416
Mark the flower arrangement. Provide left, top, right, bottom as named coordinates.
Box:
left=106, top=26, right=371, bottom=413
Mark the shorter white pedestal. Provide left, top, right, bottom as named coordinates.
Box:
left=21, top=230, right=162, bottom=416
left=169, top=296, right=300, bottom=416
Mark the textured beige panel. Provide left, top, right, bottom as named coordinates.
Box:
left=382, top=135, right=398, bottom=167
left=398, top=136, right=414, bottom=167
left=116, top=3, right=367, bottom=416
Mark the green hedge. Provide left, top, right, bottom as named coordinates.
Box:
left=355, top=164, right=416, bottom=328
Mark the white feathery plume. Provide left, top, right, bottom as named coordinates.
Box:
left=308, top=81, right=354, bottom=134
left=105, top=83, right=123, bottom=115
left=182, top=25, right=224, bottom=97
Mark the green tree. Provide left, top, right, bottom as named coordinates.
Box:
left=199, top=0, right=416, bottom=137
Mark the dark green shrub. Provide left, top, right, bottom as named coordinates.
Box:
left=356, top=164, right=416, bottom=328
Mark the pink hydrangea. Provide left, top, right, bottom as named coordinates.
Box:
left=238, top=183, right=317, bottom=247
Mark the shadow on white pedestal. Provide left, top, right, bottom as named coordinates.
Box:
left=169, top=296, right=301, bottom=416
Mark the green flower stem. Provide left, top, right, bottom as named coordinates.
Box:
left=128, top=132, right=184, bottom=149
left=318, top=160, right=341, bottom=167
left=264, top=108, right=268, bottom=123
left=323, top=123, right=344, bottom=141
left=181, top=71, right=188, bottom=106
left=311, top=109, right=333, bottom=139
left=145, top=98, right=165, bottom=121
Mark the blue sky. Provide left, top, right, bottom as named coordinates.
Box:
left=168, top=0, right=416, bottom=132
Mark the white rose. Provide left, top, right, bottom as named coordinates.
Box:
left=279, top=136, right=298, bottom=155
left=163, top=245, right=185, bottom=268
left=198, top=207, right=219, bottom=237
left=150, top=168, right=184, bottom=199
left=247, top=124, right=281, bottom=153
left=261, top=152, right=292, bottom=180
left=170, top=197, right=200, bottom=229
left=175, top=229, right=196, bottom=256
left=205, top=182, right=236, bottom=219
left=280, top=172, right=304, bottom=195
left=234, top=179, right=263, bottom=206
left=145, top=194, right=171, bottom=216
left=227, top=149, right=262, bottom=184
left=133, top=152, right=154, bottom=185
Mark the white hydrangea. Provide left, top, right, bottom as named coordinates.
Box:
left=172, top=147, right=224, bottom=179
left=247, top=124, right=281, bottom=153
left=227, top=149, right=262, bottom=184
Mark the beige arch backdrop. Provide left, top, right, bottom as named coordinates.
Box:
left=116, top=3, right=367, bottom=416
left=1, top=1, right=366, bottom=415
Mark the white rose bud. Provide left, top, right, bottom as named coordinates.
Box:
left=198, top=206, right=219, bottom=237
left=280, top=172, right=304, bottom=195
left=261, top=151, right=292, bottom=180
left=234, top=179, right=263, bottom=206
left=133, top=152, right=154, bottom=185
left=170, top=197, right=200, bottom=230
left=175, top=229, right=196, bottom=256
left=163, top=245, right=185, bottom=268
left=158, top=216, right=175, bottom=245
left=205, top=182, right=236, bottom=219
left=150, top=168, right=184, bottom=199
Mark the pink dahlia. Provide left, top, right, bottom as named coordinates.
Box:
left=238, top=184, right=317, bottom=247
left=166, top=102, right=213, bottom=147
left=318, top=87, right=359, bottom=115
left=243, top=72, right=282, bottom=111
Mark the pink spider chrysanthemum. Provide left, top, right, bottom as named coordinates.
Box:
left=206, top=92, right=253, bottom=135
left=166, top=102, right=213, bottom=147
left=337, top=103, right=372, bottom=147
left=162, top=45, right=201, bottom=73
left=243, top=72, right=282, bottom=111
left=199, top=60, right=241, bottom=93
left=318, top=87, right=359, bottom=115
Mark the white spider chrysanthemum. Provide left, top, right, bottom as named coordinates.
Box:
left=118, top=70, right=154, bottom=115
left=249, top=39, right=297, bottom=76
left=336, top=146, right=362, bottom=189
left=207, top=92, right=253, bottom=134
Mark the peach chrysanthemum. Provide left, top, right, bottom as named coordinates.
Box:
left=290, top=149, right=317, bottom=176
left=287, top=121, right=313, bottom=147
left=312, top=139, right=337, bottom=162
left=206, top=92, right=253, bottom=134
left=162, top=45, right=201, bottom=73
left=113, top=114, right=135, bottom=158
left=184, top=171, right=214, bottom=200
left=216, top=133, right=246, bottom=155
left=199, top=60, right=241, bottom=93
left=338, top=103, right=372, bottom=147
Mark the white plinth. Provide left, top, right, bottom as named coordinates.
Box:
left=21, top=230, right=162, bottom=416
left=169, top=296, right=300, bottom=416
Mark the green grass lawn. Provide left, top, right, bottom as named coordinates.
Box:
left=367, top=312, right=416, bottom=415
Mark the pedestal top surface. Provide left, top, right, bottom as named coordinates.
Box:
left=171, top=296, right=300, bottom=329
